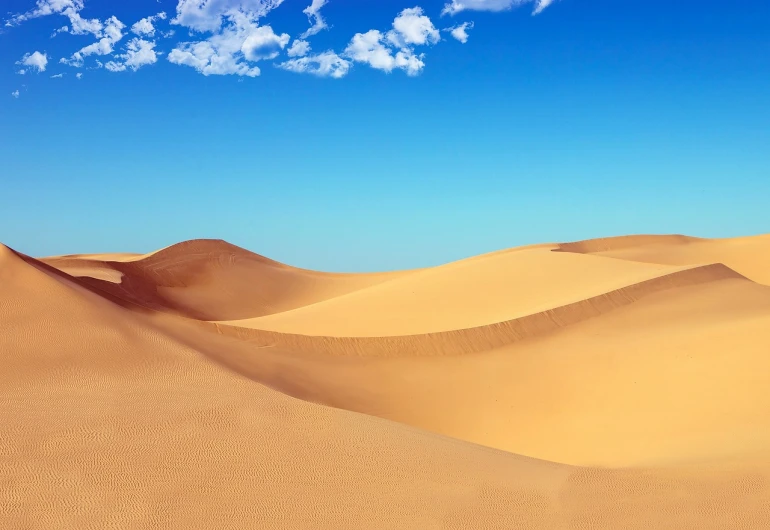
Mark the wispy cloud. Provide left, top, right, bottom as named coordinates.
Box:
left=51, top=25, right=69, bottom=37
left=11, top=90, right=20, bottom=98
left=442, top=0, right=556, bottom=16
left=172, top=0, right=285, bottom=32
left=278, top=51, right=350, bottom=78
left=300, top=0, right=328, bottom=39
left=6, top=0, right=83, bottom=26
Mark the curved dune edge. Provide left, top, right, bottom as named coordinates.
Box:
left=555, top=233, right=770, bottom=287
left=210, top=262, right=747, bottom=357
left=554, top=234, right=704, bottom=253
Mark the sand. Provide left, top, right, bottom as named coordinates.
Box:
left=2, top=234, right=770, bottom=528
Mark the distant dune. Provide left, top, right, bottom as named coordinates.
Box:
left=3, top=234, right=770, bottom=528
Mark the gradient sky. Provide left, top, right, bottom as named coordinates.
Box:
left=1, top=0, right=769, bottom=271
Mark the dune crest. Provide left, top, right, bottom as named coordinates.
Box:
left=4, top=233, right=770, bottom=528
left=557, top=233, right=770, bottom=285
left=213, top=262, right=749, bottom=357
left=43, top=238, right=410, bottom=321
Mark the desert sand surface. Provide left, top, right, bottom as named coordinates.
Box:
left=3, top=233, right=770, bottom=528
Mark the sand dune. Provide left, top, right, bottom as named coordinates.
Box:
left=223, top=247, right=691, bottom=336
left=557, top=233, right=770, bottom=285
left=4, top=234, right=770, bottom=528
left=42, top=239, right=409, bottom=321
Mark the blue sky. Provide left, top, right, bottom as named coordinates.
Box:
left=1, top=0, right=769, bottom=271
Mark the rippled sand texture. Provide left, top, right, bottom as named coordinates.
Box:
left=2, top=234, right=770, bottom=529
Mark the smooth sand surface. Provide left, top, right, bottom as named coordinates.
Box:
left=3, top=234, right=770, bottom=528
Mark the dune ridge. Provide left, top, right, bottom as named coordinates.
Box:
left=211, top=262, right=748, bottom=357
left=555, top=234, right=704, bottom=253
left=557, top=233, right=770, bottom=285
left=4, top=233, right=770, bottom=528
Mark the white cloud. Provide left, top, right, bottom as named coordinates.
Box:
left=11, top=90, right=20, bottom=98
left=131, top=12, right=167, bottom=37
left=344, top=30, right=425, bottom=76
left=51, top=25, right=69, bottom=37
left=300, top=0, right=328, bottom=39
left=5, top=0, right=110, bottom=41
left=242, top=25, right=290, bottom=60
left=76, top=72, right=83, bottom=79
left=123, top=38, right=161, bottom=70
left=387, top=7, right=439, bottom=47
left=442, top=0, right=555, bottom=15
left=51, top=73, right=65, bottom=78
left=288, top=39, right=311, bottom=57
left=345, top=31, right=395, bottom=72
left=17, top=51, right=49, bottom=73
left=278, top=51, right=349, bottom=78
left=107, top=38, right=161, bottom=72
left=172, top=0, right=285, bottom=32
left=62, top=16, right=126, bottom=67
left=448, top=21, right=473, bottom=43
left=66, top=8, right=103, bottom=36
left=169, top=10, right=287, bottom=77
left=532, top=0, right=555, bottom=14
left=170, top=40, right=262, bottom=76
left=6, top=0, right=82, bottom=25
left=343, top=7, right=439, bottom=77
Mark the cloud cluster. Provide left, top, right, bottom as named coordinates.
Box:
left=342, top=7, right=439, bottom=76
left=7, top=0, right=82, bottom=26
left=280, top=6, right=442, bottom=79
left=172, top=0, right=285, bottom=32
left=105, top=38, right=161, bottom=72
left=5, top=0, right=560, bottom=84
left=10, top=0, right=105, bottom=36
left=168, top=10, right=289, bottom=77
left=61, top=15, right=126, bottom=67
left=344, top=30, right=423, bottom=76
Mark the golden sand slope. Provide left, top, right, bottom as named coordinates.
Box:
left=224, top=247, right=689, bottom=336
left=557, top=233, right=770, bottom=285
left=3, top=234, right=770, bottom=529
left=42, top=239, right=408, bottom=320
